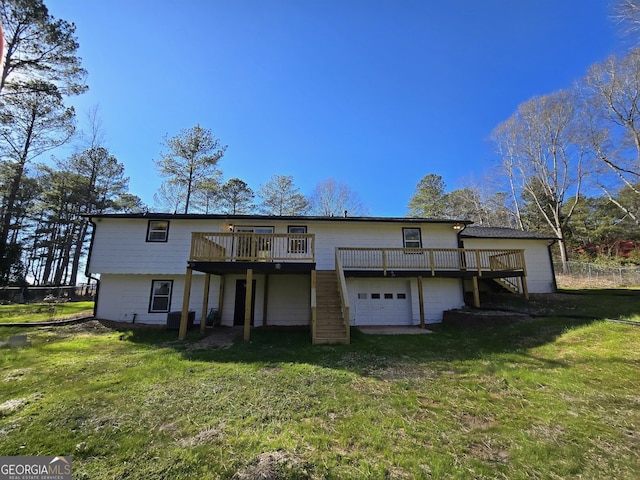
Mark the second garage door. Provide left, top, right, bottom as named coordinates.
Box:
left=352, top=279, right=412, bottom=326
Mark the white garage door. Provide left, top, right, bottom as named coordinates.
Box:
left=353, top=279, right=412, bottom=326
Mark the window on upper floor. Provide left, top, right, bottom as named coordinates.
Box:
left=149, top=280, right=173, bottom=313
left=288, top=225, right=307, bottom=254
left=147, top=220, right=169, bottom=242
left=402, top=228, right=422, bottom=248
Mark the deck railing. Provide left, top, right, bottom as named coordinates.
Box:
left=190, top=232, right=315, bottom=262
left=336, top=247, right=525, bottom=276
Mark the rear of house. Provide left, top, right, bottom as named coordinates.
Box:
left=86, top=214, right=537, bottom=343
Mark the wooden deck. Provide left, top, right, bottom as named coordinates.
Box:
left=336, top=247, right=526, bottom=277
left=182, top=234, right=529, bottom=344
left=190, top=232, right=315, bottom=263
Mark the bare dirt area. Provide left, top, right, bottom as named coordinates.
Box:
left=479, top=292, right=583, bottom=316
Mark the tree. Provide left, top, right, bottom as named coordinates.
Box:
left=0, top=0, right=86, bottom=285
left=190, top=177, right=220, bottom=214
left=613, top=0, right=640, bottom=46
left=407, top=174, right=447, bottom=218
left=491, top=90, right=586, bottom=273
left=0, top=82, right=75, bottom=283
left=308, top=178, right=367, bottom=216
left=218, top=178, right=254, bottom=214
left=580, top=48, right=640, bottom=226
left=153, top=181, right=186, bottom=214
left=442, top=187, right=515, bottom=226
left=154, top=124, right=226, bottom=214
left=0, top=0, right=87, bottom=98
left=64, top=145, right=131, bottom=284
left=258, top=174, right=309, bottom=215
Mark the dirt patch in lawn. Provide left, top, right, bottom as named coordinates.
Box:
left=233, top=451, right=304, bottom=480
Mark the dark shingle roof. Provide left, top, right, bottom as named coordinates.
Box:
left=460, top=226, right=558, bottom=241
left=85, top=212, right=473, bottom=225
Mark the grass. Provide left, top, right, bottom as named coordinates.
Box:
left=0, top=291, right=639, bottom=479
left=0, top=301, right=94, bottom=323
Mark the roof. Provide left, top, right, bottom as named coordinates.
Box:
left=85, top=212, right=473, bottom=225
left=460, top=226, right=558, bottom=241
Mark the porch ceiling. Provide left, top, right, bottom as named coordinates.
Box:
left=187, top=261, right=316, bottom=275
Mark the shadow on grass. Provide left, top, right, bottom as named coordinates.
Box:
left=118, top=314, right=599, bottom=377
left=33, top=288, right=627, bottom=377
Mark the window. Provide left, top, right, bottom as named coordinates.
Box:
left=384, top=293, right=394, bottom=299
left=402, top=228, right=422, bottom=248
left=235, top=226, right=274, bottom=258
left=149, top=280, right=172, bottom=312
left=397, top=293, right=407, bottom=299
left=288, top=226, right=307, bottom=254
left=147, top=220, right=169, bottom=242
left=358, top=293, right=368, bottom=299
left=371, top=293, right=381, bottom=299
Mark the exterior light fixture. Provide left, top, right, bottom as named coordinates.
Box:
left=452, top=223, right=464, bottom=231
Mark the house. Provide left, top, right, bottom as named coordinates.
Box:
left=460, top=226, right=558, bottom=294
left=85, top=214, right=555, bottom=344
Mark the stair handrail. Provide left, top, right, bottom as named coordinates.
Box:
left=335, top=248, right=351, bottom=344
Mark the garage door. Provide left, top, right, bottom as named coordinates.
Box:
left=353, top=279, right=412, bottom=326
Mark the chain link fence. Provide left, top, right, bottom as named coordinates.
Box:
left=555, top=262, right=640, bottom=288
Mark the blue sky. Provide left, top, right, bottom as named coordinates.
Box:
left=46, top=0, right=619, bottom=217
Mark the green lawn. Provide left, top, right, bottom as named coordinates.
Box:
left=0, top=291, right=639, bottom=479
left=0, top=301, right=94, bottom=323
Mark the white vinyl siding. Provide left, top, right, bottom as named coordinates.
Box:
left=266, top=275, right=311, bottom=326
left=461, top=238, right=555, bottom=293
left=97, top=274, right=219, bottom=325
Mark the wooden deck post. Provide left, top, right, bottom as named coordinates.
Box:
left=217, top=276, right=225, bottom=323
left=179, top=268, right=193, bottom=340
left=472, top=276, right=481, bottom=308
left=244, top=269, right=253, bottom=341
left=201, top=273, right=211, bottom=333
left=521, top=275, right=529, bottom=300
left=310, top=270, right=317, bottom=343
left=263, top=274, right=269, bottom=327
left=417, top=276, right=425, bottom=328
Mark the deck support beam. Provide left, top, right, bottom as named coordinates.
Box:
left=417, top=276, right=425, bottom=328
left=217, top=276, right=225, bottom=324
left=201, top=273, right=211, bottom=333
left=310, top=270, right=317, bottom=343
left=521, top=275, right=529, bottom=300
left=244, top=269, right=253, bottom=341
left=472, top=276, right=480, bottom=308
left=179, top=267, right=193, bottom=340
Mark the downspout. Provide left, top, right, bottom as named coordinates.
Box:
left=85, top=216, right=101, bottom=318
left=455, top=222, right=469, bottom=304
left=547, top=240, right=558, bottom=292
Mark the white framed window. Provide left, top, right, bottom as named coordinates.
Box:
left=149, top=280, right=172, bottom=312
left=234, top=226, right=274, bottom=259
left=402, top=228, right=422, bottom=248
left=288, top=225, right=307, bottom=254
left=147, top=220, right=169, bottom=242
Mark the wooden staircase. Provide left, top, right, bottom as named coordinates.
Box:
left=314, top=270, right=349, bottom=344
left=492, top=277, right=521, bottom=295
